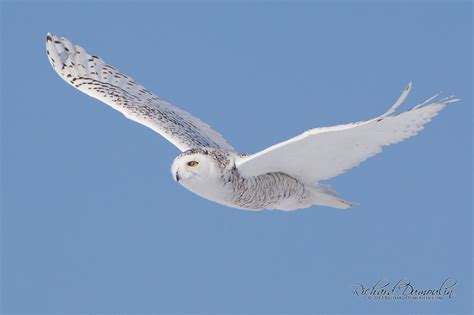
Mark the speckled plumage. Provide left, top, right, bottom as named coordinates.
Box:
left=46, top=33, right=458, bottom=211
left=224, top=169, right=313, bottom=210
left=46, top=33, right=232, bottom=152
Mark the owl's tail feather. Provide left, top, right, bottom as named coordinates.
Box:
left=311, top=185, right=354, bottom=209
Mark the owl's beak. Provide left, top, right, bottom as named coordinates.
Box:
left=175, top=171, right=181, bottom=182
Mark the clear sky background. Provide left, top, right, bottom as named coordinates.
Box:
left=1, top=1, right=472, bottom=314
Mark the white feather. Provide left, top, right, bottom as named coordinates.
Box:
left=236, top=87, right=457, bottom=185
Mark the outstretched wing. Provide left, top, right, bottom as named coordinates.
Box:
left=236, top=83, right=458, bottom=185
left=46, top=33, right=234, bottom=152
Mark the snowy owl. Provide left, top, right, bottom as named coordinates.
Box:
left=46, top=33, right=458, bottom=211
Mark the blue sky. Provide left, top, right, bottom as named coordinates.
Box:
left=1, top=1, right=472, bottom=314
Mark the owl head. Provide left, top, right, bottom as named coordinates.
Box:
left=171, top=148, right=232, bottom=188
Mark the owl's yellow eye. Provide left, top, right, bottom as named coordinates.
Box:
left=187, top=161, right=199, bottom=167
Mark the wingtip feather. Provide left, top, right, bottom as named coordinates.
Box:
left=382, top=82, right=413, bottom=117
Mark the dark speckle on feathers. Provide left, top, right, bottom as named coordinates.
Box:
left=46, top=32, right=233, bottom=153
left=223, top=165, right=311, bottom=209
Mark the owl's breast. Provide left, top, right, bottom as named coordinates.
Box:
left=222, top=170, right=313, bottom=210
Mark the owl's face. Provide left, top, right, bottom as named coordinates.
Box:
left=171, top=152, right=228, bottom=192
left=171, top=149, right=233, bottom=201
left=171, top=152, right=217, bottom=183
